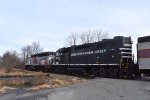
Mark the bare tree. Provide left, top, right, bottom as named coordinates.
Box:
left=80, top=32, right=86, bottom=44
left=86, top=30, right=94, bottom=43
left=65, top=30, right=110, bottom=46
left=65, top=33, right=78, bottom=47
left=79, top=30, right=94, bottom=44
left=21, top=45, right=32, bottom=64
left=94, top=30, right=110, bottom=42
left=32, top=41, right=43, bottom=54
left=94, top=30, right=102, bottom=42
left=101, top=31, right=109, bottom=39
left=21, top=41, right=43, bottom=63
left=2, top=50, right=23, bottom=70
left=0, top=56, right=3, bottom=66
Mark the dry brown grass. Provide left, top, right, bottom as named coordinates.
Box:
left=0, top=79, right=26, bottom=87
left=0, top=68, right=48, bottom=77
left=0, top=76, right=85, bottom=93
left=0, top=68, right=85, bottom=93
left=26, top=84, right=51, bottom=90
left=0, top=86, right=16, bottom=93
left=26, top=77, right=85, bottom=90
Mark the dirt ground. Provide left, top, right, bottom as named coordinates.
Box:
left=1, top=68, right=150, bottom=100
left=0, top=78, right=150, bottom=100
left=0, top=68, right=85, bottom=93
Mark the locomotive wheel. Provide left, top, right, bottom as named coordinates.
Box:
left=85, top=67, right=92, bottom=77
left=92, top=68, right=99, bottom=76
left=111, top=67, right=119, bottom=78
left=99, top=68, right=106, bottom=77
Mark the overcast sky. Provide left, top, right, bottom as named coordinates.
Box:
left=0, top=0, right=150, bottom=56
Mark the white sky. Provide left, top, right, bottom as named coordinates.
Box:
left=0, top=0, right=150, bottom=58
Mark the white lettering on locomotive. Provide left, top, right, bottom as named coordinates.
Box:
left=71, top=49, right=107, bottom=56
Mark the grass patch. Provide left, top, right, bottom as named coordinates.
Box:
left=0, top=68, right=49, bottom=77
left=0, top=69, right=85, bottom=93
left=0, top=86, right=16, bottom=93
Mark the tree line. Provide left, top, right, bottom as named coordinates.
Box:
left=65, top=30, right=109, bottom=47
left=0, top=30, right=109, bottom=69
left=0, top=41, right=43, bottom=69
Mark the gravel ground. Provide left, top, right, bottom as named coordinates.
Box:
left=0, top=78, right=150, bottom=100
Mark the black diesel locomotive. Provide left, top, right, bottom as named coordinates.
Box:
left=55, top=36, right=135, bottom=78
left=26, top=36, right=137, bottom=79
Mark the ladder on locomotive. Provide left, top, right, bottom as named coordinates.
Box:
left=121, top=59, right=129, bottom=79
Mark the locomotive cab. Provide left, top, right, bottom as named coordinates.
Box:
left=25, top=52, right=55, bottom=71
left=30, top=52, right=55, bottom=65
